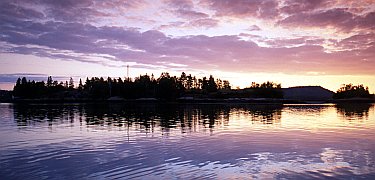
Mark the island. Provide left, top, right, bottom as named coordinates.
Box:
left=2, top=72, right=374, bottom=104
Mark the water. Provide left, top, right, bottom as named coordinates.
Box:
left=1, top=103, right=375, bottom=179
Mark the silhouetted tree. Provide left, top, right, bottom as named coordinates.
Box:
left=12, top=72, right=232, bottom=100
left=186, top=74, right=193, bottom=90
left=201, top=77, right=208, bottom=92
left=64, top=81, right=68, bottom=89
left=180, top=72, right=187, bottom=89
left=207, top=75, right=218, bottom=92
left=333, top=84, right=371, bottom=99
left=247, top=81, right=283, bottom=98
left=69, top=77, right=74, bottom=89
left=78, top=78, right=83, bottom=90
left=21, top=77, right=27, bottom=85
left=47, top=76, right=53, bottom=87
left=223, top=80, right=231, bottom=89
left=156, top=72, right=179, bottom=99
left=13, top=77, right=47, bottom=98
left=216, top=78, right=222, bottom=90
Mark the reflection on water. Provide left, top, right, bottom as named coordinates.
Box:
left=13, top=104, right=285, bottom=132
left=1, top=103, right=375, bottom=179
left=336, top=103, right=372, bottom=120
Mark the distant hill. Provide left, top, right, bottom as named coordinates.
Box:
left=283, top=86, right=334, bottom=101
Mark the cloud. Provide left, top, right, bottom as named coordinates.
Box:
left=0, top=2, right=44, bottom=20
left=158, top=18, right=218, bottom=29
left=202, top=0, right=280, bottom=19
left=0, top=73, right=71, bottom=83
left=259, top=36, right=325, bottom=47
left=187, top=18, right=219, bottom=28
left=157, top=21, right=186, bottom=30
left=333, top=33, right=375, bottom=64
left=278, top=8, right=375, bottom=32
left=164, top=0, right=194, bottom=9
left=175, top=9, right=209, bottom=19
left=1, top=13, right=374, bottom=75
left=163, top=0, right=218, bottom=29
left=0, top=0, right=374, bottom=77
left=280, top=0, right=329, bottom=15
left=247, top=25, right=262, bottom=31
left=165, top=0, right=208, bottom=20
left=336, top=33, right=375, bottom=50
left=0, top=0, right=147, bottom=24
left=94, top=0, right=147, bottom=9
left=201, top=0, right=375, bottom=33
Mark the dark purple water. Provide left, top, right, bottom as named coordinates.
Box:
left=1, top=103, right=374, bottom=179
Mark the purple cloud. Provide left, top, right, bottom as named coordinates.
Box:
left=175, top=9, right=209, bottom=19
left=0, top=0, right=147, bottom=24
left=164, top=0, right=217, bottom=28
left=336, top=33, right=375, bottom=50
left=280, top=0, right=329, bottom=15
left=164, top=0, right=194, bottom=9
left=247, top=25, right=262, bottom=31
left=278, top=8, right=375, bottom=32
left=1, top=14, right=374, bottom=75
left=0, top=0, right=374, bottom=78
left=203, top=0, right=280, bottom=19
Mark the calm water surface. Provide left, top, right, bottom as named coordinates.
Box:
left=0, top=103, right=375, bottom=179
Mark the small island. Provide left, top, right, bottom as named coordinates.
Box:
left=1, top=72, right=373, bottom=104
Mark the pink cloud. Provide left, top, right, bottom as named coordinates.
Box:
left=164, top=0, right=194, bottom=9
left=278, top=8, right=375, bottom=32
left=163, top=0, right=217, bottom=28
left=175, top=9, right=209, bottom=19
left=187, top=18, right=219, bottom=28
left=0, top=0, right=148, bottom=23
left=280, top=0, right=329, bottom=15
left=1, top=0, right=375, bottom=78
left=201, top=0, right=375, bottom=33
left=1, top=14, right=374, bottom=75
left=336, top=33, right=375, bottom=50
left=203, top=0, right=280, bottom=19
left=263, top=37, right=311, bottom=47
left=247, top=25, right=262, bottom=31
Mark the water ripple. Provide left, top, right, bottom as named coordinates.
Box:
left=0, top=103, right=375, bottom=179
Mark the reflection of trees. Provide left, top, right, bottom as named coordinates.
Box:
left=82, top=103, right=232, bottom=132
left=12, top=103, right=375, bottom=133
left=12, top=103, right=232, bottom=132
left=13, top=103, right=285, bottom=131
left=13, top=104, right=77, bottom=127
left=245, top=105, right=283, bottom=124
left=284, top=105, right=329, bottom=117
left=336, top=103, right=372, bottom=120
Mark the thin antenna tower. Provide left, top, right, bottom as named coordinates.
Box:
left=127, top=65, right=129, bottom=80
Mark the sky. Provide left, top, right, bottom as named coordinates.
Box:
left=0, top=0, right=375, bottom=92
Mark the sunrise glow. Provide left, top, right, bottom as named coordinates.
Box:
left=0, top=0, right=374, bottom=92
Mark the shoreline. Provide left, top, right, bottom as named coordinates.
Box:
left=4, top=97, right=375, bottom=104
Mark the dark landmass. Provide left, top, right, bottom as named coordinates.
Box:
left=7, top=90, right=375, bottom=104
left=10, top=73, right=282, bottom=103
left=283, top=86, right=334, bottom=101
left=0, top=90, right=12, bottom=103
left=2, top=73, right=374, bottom=104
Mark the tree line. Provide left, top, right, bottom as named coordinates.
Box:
left=13, top=72, right=233, bottom=99
left=245, top=81, right=283, bottom=98
left=12, top=73, right=374, bottom=100
left=12, top=72, right=287, bottom=100
left=333, top=84, right=372, bottom=99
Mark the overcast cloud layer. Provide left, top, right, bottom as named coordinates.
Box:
left=0, top=0, right=374, bottom=89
